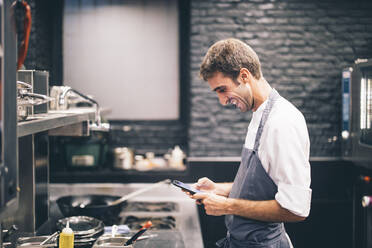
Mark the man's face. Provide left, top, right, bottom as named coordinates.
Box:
left=208, top=71, right=253, bottom=112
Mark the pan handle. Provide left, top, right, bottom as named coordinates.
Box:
left=109, top=179, right=171, bottom=206
left=17, top=0, right=32, bottom=70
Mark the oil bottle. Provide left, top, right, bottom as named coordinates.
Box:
left=59, top=221, right=74, bottom=248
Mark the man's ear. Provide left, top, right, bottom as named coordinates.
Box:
left=239, top=68, right=252, bottom=83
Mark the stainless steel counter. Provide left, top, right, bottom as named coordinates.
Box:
left=49, top=183, right=204, bottom=248
left=17, top=108, right=97, bottom=137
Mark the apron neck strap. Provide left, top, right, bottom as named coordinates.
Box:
left=253, top=89, right=280, bottom=151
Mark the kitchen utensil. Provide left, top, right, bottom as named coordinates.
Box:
left=109, top=179, right=171, bottom=206
left=124, top=221, right=152, bottom=246
left=39, top=232, right=59, bottom=245
left=123, top=234, right=157, bottom=241
left=56, top=179, right=171, bottom=219
left=56, top=194, right=125, bottom=220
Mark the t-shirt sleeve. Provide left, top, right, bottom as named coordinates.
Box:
left=263, top=116, right=312, bottom=217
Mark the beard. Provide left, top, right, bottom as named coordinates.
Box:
left=231, top=82, right=254, bottom=112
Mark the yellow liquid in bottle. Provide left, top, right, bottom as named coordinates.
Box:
left=59, top=231, right=74, bottom=248
left=59, top=221, right=74, bottom=248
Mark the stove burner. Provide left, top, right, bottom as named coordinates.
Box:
left=123, top=201, right=178, bottom=212
left=122, top=216, right=176, bottom=230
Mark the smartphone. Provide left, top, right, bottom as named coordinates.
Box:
left=172, top=180, right=202, bottom=195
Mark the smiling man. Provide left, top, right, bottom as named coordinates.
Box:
left=189, top=38, right=312, bottom=248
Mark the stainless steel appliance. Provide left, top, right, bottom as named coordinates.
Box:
left=17, top=70, right=49, bottom=114
left=50, top=183, right=204, bottom=248
left=342, top=59, right=372, bottom=169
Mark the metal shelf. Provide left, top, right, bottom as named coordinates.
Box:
left=17, top=108, right=97, bottom=137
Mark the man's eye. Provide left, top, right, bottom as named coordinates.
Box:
left=218, top=89, right=225, bottom=93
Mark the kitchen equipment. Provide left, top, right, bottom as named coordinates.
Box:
left=39, top=232, right=59, bottom=246
left=113, top=147, right=134, bottom=170
left=57, top=194, right=124, bottom=220
left=49, top=86, right=73, bottom=111
left=57, top=216, right=104, bottom=237
left=17, top=81, right=53, bottom=121
left=64, top=131, right=108, bottom=169
left=56, top=216, right=104, bottom=247
left=49, top=86, right=109, bottom=131
left=17, top=70, right=49, bottom=114
left=58, top=221, right=74, bottom=248
left=342, top=59, right=372, bottom=169
left=93, top=237, right=133, bottom=248
left=124, top=221, right=152, bottom=246
left=108, top=179, right=171, bottom=206
left=56, top=179, right=171, bottom=220
left=16, top=236, right=57, bottom=248
left=123, top=216, right=176, bottom=230
left=0, top=0, right=21, bottom=221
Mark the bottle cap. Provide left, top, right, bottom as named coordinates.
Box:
left=62, top=221, right=73, bottom=235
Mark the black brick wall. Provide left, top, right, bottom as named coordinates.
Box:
left=18, top=0, right=63, bottom=84
left=188, top=0, right=372, bottom=157
left=108, top=121, right=188, bottom=156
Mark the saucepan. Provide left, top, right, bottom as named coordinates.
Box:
left=56, top=179, right=171, bottom=220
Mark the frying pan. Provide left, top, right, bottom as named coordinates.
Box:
left=56, top=179, right=171, bottom=220
left=56, top=194, right=124, bottom=220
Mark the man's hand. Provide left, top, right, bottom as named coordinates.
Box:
left=193, top=177, right=217, bottom=193
left=182, top=177, right=217, bottom=198
left=191, top=193, right=230, bottom=216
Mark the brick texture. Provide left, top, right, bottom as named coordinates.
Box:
left=189, top=0, right=372, bottom=157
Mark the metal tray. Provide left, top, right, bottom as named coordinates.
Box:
left=92, top=237, right=133, bottom=248
left=17, top=236, right=57, bottom=248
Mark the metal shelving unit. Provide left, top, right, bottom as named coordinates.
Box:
left=0, top=0, right=18, bottom=221
left=17, top=108, right=97, bottom=137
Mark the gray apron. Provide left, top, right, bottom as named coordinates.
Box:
left=216, top=89, right=291, bottom=248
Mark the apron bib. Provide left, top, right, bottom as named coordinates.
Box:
left=217, top=89, right=291, bottom=248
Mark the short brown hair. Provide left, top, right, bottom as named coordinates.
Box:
left=199, top=38, right=262, bottom=81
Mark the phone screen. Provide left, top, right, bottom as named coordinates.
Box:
left=172, top=180, right=201, bottom=195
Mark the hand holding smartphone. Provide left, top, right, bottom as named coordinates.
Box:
left=172, top=180, right=202, bottom=195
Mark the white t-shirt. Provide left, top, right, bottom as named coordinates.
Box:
left=244, top=95, right=312, bottom=217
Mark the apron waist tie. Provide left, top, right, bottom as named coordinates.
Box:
left=216, top=231, right=230, bottom=248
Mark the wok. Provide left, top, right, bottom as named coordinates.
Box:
left=56, top=194, right=124, bottom=220
left=56, top=179, right=171, bottom=220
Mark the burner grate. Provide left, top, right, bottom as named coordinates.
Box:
left=122, top=216, right=176, bottom=230
left=123, top=201, right=178, bottom=212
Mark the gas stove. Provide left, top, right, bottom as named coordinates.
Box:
left=98, top=201, right=179, bottom=228
left=121, top=201, right=178, bottom=230
left=49, top=183, right=204, bottom=248
left=123, top=201, right=178, bottom=212
left=122, top=215, right=176, bottom=230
